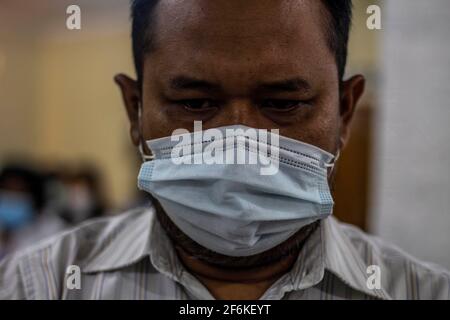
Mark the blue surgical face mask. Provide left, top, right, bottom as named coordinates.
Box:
left=137, top=125, right=337, bottom=257
left=0, top=192, right=35, bottom=231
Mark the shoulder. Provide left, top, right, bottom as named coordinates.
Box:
left=334, top=218, right=450, bottom=300
left=0, top=207, right=153, bottom=300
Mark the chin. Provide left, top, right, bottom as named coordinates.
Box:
left=154, top=200, right=320, bottom=269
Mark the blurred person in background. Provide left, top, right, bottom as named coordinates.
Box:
left=0, top=164, right=55, bottom=259
left=52, top=167, right=107, bottom=225
left=0, top=164, right=107, bottom=260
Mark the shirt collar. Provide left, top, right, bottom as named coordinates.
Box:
left=82, top=207, right=155, bottom=273
left=260, top=217, right=391, bottom=300
left=81, top=206, right=214, bottom=298
left=82, top=206, right=391, bottom=300
left=259, top=218, right=326, bottom=299
left=322, top=217, right=392, bottom=300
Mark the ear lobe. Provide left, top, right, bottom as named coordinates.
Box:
left=114, top=74, right=141, bottom=146
left=339, top=75, right=366, bottom=148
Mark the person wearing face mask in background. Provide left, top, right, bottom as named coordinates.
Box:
left=0, top=165, right=46, bottom=259
left=0, top=165, right=107, bottom=260
left=49, top=168, right=107, bottom=226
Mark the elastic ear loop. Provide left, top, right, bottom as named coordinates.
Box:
left=324, top=150, right=340, bottom=178
left=138, top=104, right=155, bottom=162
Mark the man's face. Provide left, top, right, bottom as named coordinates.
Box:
left=116, top=0, right=365, bottom=266
left=119, top=0, right=365, bottom=156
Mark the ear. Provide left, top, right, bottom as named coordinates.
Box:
left=115, top=74, right=141, bottom=146
left=339, top=75, right=366, bottom=149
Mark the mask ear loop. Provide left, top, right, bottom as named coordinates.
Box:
left=324, top=150, right=340, bottom=178
left=138, top=104, right=155, bottom=162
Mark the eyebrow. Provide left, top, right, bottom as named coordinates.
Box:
left=257, top=78, right=312, bottom=93
left=169, top=76, right=221, bottom=92
left=168, top=75, right=312, bottom=94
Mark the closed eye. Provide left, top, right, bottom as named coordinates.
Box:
left=178, top=99, right=218, bottom=111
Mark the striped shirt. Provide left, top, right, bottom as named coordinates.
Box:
left=0, top=206, right=449, bottom=300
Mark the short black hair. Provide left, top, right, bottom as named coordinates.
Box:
left=0, top=164, right=45, bottom=211
left=131, top=0, right=352, bottom=85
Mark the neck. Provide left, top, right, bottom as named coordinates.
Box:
left=176, top=246, right=299, bottom=300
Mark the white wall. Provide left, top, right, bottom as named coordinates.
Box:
left=372, top=0, right=450, bottom=269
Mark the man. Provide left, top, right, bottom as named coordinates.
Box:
left=1, top=0, right=449, bottom=300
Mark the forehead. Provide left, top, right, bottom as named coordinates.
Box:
left=147, top=0, right=336, bottom=85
